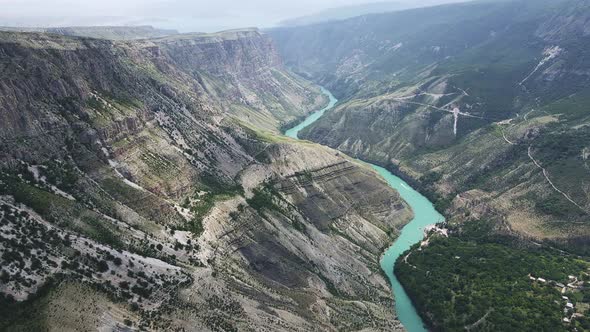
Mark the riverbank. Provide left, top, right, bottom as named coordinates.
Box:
left=284, top=86, right=338, bottom=140
left=283, top=86, right=444, bottom=332
left=395, top=220, right=590, bottom=331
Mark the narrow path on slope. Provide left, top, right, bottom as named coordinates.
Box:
left=527, top=146, right=586, bottom=212
left=498, top=110, right=585, bottom=212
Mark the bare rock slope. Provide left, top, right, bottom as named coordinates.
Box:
left=0, top=29, right=410, bottom=331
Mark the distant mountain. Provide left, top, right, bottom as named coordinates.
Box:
left=0, top=25, right=179, bottom=40
left=278, top=0, right=468, bottom=27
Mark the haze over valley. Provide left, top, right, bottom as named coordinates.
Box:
left=1, top=0, right=467, bottom=32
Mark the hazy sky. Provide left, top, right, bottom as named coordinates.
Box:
left=0, top=0, right=463, bottom=32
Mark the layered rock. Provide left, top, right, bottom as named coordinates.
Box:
left=169, top=141, right=411, bottom=331
left=0, top=29, right=410, bottom=331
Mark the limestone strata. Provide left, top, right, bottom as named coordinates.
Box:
left=0, top=30, right=409, bottom=331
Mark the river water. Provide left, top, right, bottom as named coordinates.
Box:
left=284, top=87, right=444, bottom=332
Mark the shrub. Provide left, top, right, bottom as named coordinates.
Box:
left=97, top=260, right=109, bottom=273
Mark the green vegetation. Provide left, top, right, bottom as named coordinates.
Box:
left=396, top=221, right=590, bottom=331
left=530, top=126, right=590, bottom=216
left=536, top=193, right=584, bottom=218
left=84, top=92, right=143, bottom=127
left=101, top=177, right=145, bottom=202
left=139, top=152, right=178, bottom=178
left=542, top=90, right=590, bottom=121
left=398, top=169, right=453, bottom=213
left=246, top=185, right=281, bottom=212
left=246, top=183, right=293, bottom=217
left=77, top=216, right=125, bottom=249
left=0, top=278, right=55, bottom=331
left=86, top=97, right=109, bottom=113
left=0, top=172, right=70, bottom=219
left=178, top=174, right=243, bottom=237
left=41, top=160, right=79, bottom=192
left=246, top=183, right=306, bottom=233
left=416, top=171, right=453, bottom=212
left=0, top=171, right=125, bottom=250
left=236, top=119, right=292, bottom=144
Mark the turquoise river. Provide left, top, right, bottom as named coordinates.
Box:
left=285, top=87, right=444, bottom=332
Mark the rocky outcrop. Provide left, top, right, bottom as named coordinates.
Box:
left=145, top=29, right=327, bottom=131
left=156, top=29, right=282, bottom=78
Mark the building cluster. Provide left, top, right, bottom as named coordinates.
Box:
left=528, top=274, right=588, bottom=325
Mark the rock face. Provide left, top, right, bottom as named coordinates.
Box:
left=270, top=0, right=590, bottom=248
left=0, top=29, right=410, bottom=331
left=176, top=142, right=411, bottom=331
left=150, top=29, right=327, bottom=131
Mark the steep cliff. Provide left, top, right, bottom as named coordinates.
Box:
left=0, top=29, right=410, bottom=331
left=150, top=29, right=328, bottom=131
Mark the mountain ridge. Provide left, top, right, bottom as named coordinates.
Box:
left=270, top=0, right=590, bottom=248
left=0, top=25, right=179, bottom=40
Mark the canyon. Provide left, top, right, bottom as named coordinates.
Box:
left=0, top=27, right=413, bottom=331
left=2, top=0, right=590, bottom=330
